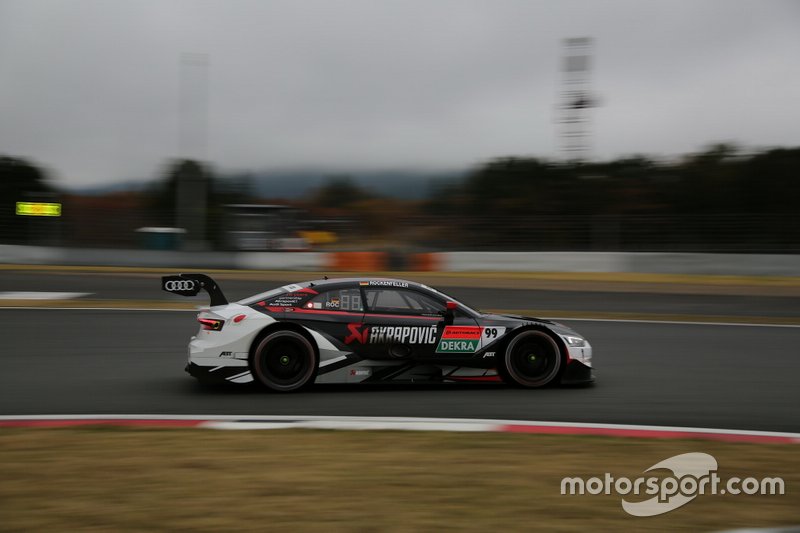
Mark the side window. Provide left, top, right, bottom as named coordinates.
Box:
left=305, top=288, right=364, bottom=312
left=364, top=289, right=444, bottom=315
left=265, top=291, right=311, bottom=308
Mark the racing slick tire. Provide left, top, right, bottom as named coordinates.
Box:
left=499, top=329, right=564, bottom=388
left=251, top=329, right=318, bottom=392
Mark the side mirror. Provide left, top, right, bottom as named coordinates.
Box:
left=442, top=301, right=457, bottom=325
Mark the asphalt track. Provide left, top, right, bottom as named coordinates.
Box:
left=2, top=307, right=799, bottom=431
left=1, top=271, right=799, bottom=433
left=2, top=270, right=800, bottom=319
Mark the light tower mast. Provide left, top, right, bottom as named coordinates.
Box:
left=559, top=37, right=595, bottom=163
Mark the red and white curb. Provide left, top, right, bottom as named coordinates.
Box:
left=1, top=415, right=799, bottom=444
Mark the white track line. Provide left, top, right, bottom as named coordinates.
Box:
left=0, top=292, right=90, bottom=300
left=552, top=317, right=800, bottom=329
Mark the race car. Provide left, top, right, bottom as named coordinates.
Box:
left=162, top=274, right=594, bottom=391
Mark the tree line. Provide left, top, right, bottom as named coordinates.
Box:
left=2, top=144, right=799, bottom=251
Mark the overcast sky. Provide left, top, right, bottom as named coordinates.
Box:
left=1, top=0, right=799, bottom=187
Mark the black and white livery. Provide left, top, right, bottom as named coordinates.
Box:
left=162, top=274, right=594, bottom=391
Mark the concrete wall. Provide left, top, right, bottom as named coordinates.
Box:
left=441, top=252, right=627, bottom=273
left=1, top=245, right=798, bottom=276
left=439, top=251, right=800, bottom=276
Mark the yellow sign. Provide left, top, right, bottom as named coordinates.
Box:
left=16, top=202, right=62, bottom=217
left=298, top=230, right=338, bottom=245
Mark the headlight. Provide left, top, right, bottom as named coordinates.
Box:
left=562, top=335, right=586, bottom=347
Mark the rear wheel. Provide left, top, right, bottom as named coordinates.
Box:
left=251, top=330, right=317, bottom=392
left=500, top=330, right=563, bottom=388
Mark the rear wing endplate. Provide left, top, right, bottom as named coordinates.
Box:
left=161, top=273, right=228, bottom=307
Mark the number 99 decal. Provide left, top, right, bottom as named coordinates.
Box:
left=480, top=326, right=506, bottom=348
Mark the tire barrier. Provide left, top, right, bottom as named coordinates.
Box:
left=3, top=245, right=799, bottom=275
left=325, top=252, right=444, bottom=272
left=326, top=251, right=388, bottom=271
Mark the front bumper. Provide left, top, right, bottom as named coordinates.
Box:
left=560, top=360, right=595, bottom=385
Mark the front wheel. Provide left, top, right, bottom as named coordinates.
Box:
left=251, top=330, right=317, bottom=392
left=500, top=330, right=564, bottom=388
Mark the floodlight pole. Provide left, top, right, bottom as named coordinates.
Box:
left=559, top=37, right=595, bottom=164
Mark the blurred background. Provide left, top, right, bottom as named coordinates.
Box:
left=2, top=5, right=800, bottom=529
left=1, top=0, right=799, bottom=256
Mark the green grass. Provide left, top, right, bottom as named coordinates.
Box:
left=0, top=428, right=797, bottom=532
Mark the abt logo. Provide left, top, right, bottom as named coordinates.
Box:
left=344, top=323, right=369, bottom=344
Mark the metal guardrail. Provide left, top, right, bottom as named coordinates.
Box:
left=2, top=205, right=799, bottom=253
left=403, top=213, right=800, bottom=253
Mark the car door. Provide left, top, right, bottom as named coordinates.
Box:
left=360, top=286, right=477, bottom=360
left=289, top=285, right=366, bottom=349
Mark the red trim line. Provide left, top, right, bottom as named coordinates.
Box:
left=294, top=287, right=319, bottom=295
left=445, top=376, right=503, bottom=382
left=288, top=308, right=363, bottom=317
left=366, top=312, right=439, bottom=321
left=287, top=308, right=440, bottom=321
left=499, top=425, right=798, bottom=444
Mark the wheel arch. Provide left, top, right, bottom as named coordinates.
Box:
left=498, top=324, right=568, bottom=355
left=248, top=321, right=320, bottom=366
left=496, top=324, right=569, bottom=386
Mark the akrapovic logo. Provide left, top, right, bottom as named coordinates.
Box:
left=370, top=325, right=437, bottom=344
left=344, top=323, right=437, bottom=345
left=164, top=280, right=196, bottom=292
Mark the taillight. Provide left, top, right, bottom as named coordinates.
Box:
left=198, top=318, right=224, bottom=331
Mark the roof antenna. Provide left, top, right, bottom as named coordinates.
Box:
left=324, top=275, right=329, bottom=280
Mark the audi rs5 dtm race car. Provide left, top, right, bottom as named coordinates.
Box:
left=162, top=274, right=594, bottom=391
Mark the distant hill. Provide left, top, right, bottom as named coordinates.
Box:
left=65, top=168, right=468, bottom=200
left=244, top=169, right=467, bottom=199
left=63, top=179, right=152, bottom=196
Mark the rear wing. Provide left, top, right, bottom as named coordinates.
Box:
left=161, top=273, right=228, bottom=306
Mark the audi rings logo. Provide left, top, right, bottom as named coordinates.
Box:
left=165, top=280, right=196, bottom=291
